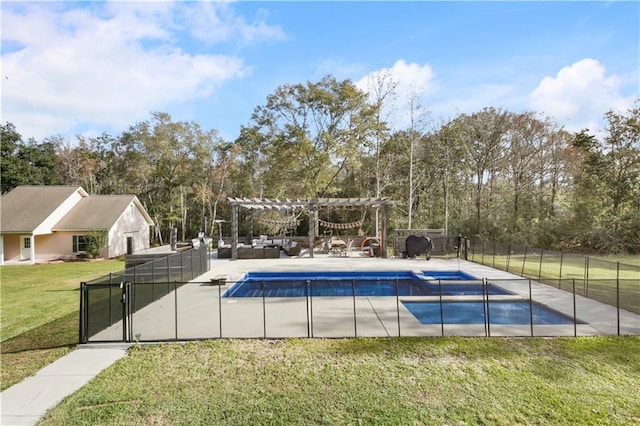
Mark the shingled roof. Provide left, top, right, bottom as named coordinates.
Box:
left=1, top=186, right=153, bottom=234
left=53, top=195, right=141, bottom=230
left=0, top=186, right=87, bottom=233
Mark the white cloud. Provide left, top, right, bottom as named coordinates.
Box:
left=0, top=1, right=281, bottom=140
left=529, top=58, right=632, bottom=132
left=355, top=60, right=437, bottom=131
left=183, top=2, right=286, bottom=45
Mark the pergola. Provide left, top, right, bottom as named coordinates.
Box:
left=227, top=197, right=394, bottom=259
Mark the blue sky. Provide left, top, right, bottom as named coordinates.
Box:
left=1, top=1, right=638, bottom=142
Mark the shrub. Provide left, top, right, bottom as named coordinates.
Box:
left=84, top=230, right=108, bottom=258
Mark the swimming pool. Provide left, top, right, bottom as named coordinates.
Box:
left=222, top=271, right=513, bottom=298
left=402, top=301, right=579, bottom=325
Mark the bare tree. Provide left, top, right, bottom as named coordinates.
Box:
left=364, top=70, right=397, bottom=236
left=405, top=91, right=429, bottom=229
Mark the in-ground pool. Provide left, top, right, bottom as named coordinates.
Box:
left=222, top=270, right=513, bottom=298
left=402, top=301, right=580, bottom=325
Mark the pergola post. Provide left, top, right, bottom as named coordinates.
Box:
left=308, top=206, right=317, bottom=258
left=248, top=210, right=254, bottom=243
left=231, top=204, right=238, bottom=260
left=381, top=205, right=388, bottom=258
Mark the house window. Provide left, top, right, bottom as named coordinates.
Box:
left=73, top=235, right=87, bottom=253
left=23, top=237, right=31, bottom=249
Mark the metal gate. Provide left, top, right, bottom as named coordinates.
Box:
left=79, top=281, right=132, bottom=343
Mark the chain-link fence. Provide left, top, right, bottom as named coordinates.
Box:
left=468, top=239, right=640, bottom=314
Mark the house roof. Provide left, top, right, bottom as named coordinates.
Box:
left=0, top=186, right=87, bottom=233
left=1, top=186, right=153, bottom=234
left=53, top=195, right=150, bottom=231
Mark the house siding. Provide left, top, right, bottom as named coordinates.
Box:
left=2, top=235, right=20, bottom=261
left=35, top=232, right=79, bottom=261
left=108, top=202, right=151, bottom=257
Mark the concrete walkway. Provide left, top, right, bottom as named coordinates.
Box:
left=1, top=346, right=129, bottom=426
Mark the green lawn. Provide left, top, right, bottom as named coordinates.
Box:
left=599, top=255, right=640, bottom=267
left=0, top=260, right=123, bottom=341
left=469, top=253, right=640, bottom=313
left=1, top=259, right=123, bottom=390
left=470, top=253, right=639, bottom=280
left=39, top=337, right=640, bottom=425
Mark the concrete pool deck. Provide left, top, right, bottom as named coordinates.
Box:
left=90, top=251, right=640, bottom=341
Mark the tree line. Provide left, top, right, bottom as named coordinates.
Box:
left=2, top=76, right=639, bottom=253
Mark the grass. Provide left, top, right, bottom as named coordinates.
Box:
left=469, top=253, right=640, bottom=313
left=0, top=259, right=123, bottom=390
left=598, top=255, right=640, bottom=267
left=39, top=337, right=640, bottom=425
left=1, top=259, right=123, bottom=341
left=2, top=254, right=639, bottom=423
left=470, top=254, right=639, bottom=280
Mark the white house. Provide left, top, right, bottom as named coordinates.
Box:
left=0, top=186, right=154, bottom=265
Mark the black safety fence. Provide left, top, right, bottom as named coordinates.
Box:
left=467, top=239, right=640, bottom=314
left=80, top=276, right=639, bottom=343
left=79, top=245, right=210, bottom=343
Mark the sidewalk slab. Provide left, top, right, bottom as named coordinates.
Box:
left=1, top=347, right=128, bottom=426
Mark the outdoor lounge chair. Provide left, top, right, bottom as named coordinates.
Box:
left=340, top=238, right=353, bottom=257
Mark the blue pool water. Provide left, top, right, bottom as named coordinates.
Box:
left=222, top=271, right=513, bottom=298
left=402, top=301, right=578, bottom=325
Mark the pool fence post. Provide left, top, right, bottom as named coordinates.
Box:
left=585, top=256, right=590, bottom=297
left=438, top=279, right=444, bottom=337
left=352, top=279, right=357, bottom=338
left=559, top=252, right=564, bottom=289
left=484, top=278, right=491, bottom=337
left=180, top=251, right=184, bottom=283
left=538, top=249, right=544, bottom=281
left=123, top=281, right=136, bottom=342
left=262, top=279, right=267, bottom=339
left=218, top=282, right=222, bottom=338
left=528, top=279, right=534, bottom=337
left=79, top=282, right=86, bottom=344
left=506, top=243, right=511, bottom=273
left=492, top=241, right=496, bottom=268
left=582, top=256, right=587, bottom=296
left=128, top=281, right=134, bottom=342
left=521, top=245, right=528, bottom=277
left=616, top=262, right=620, bottom=336
left=174, top=280, right=178, bottom=340
left=151, top=261, right=156, bottom=300
left=303, top=280, right=310, bottom=338
left=121, top=280, right=127, bottom=342
left=166, top=255, right=170, bottom=295
left=572, top=278, right=577, bottom=337
left=108, top=278, right=113, bottom=326
left=395, top=278, right=401, bottom=337
left=308, top=279, right=314, bottom=338
left=191, top=248, right=195, bottom=280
